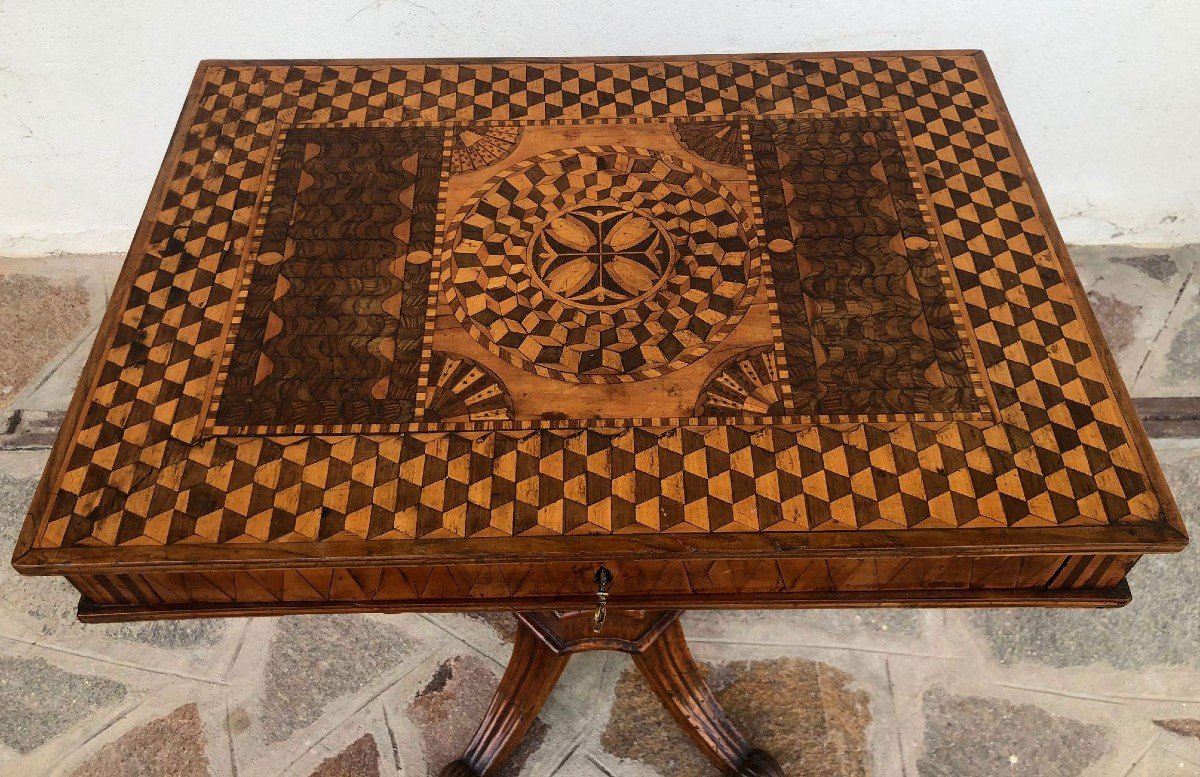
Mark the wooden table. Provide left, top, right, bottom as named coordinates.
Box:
left=12, top=52, right=1186, bottom=776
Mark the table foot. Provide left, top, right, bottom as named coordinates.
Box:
left=737, top=749, right=785, bottom=776
left=438, top=761, right=480, bottom=777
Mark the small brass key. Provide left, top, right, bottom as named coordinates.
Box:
left=592, top=566, right=614, bottom=633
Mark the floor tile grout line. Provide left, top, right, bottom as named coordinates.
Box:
left=221, top=621, right=251, bottom=682
left=1155, top=736, right=1200, bottom=769
left=1088, top=691, right=1200, bottom=705
left=382, top=703, right=402, bottom=774
left=1120, top=730, right=1161, bottom=777
left=686, top=636, right=966, bottom=660
left=23, top=325, right=96, bottom=397
left=995, top=681, right=1125, bottom=706
left=48, top=695, right=149, bottom=777
left=998, top=680, right=1200, bottom=706
left=534, top=653, right=622, bottom=776
left=585, top=752, right=620, bottom=777
left=884, top=657, right=911, bottom=777
left=224, top=698, right=240, bottom=777
left=1133, top=267, right=1195, bottom=386
left=0, top=258, right=112, bottom=411
left=276, top=646, right=442, bottom=777
left=546, top=731, right=588, bottom=776
left=0, top=632, right=231, bottom=686
left=417, top=613, right=508, bottom=669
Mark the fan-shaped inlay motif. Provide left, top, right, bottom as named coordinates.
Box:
left=695, top=345, right=786, bottom=417
left=423, top=351, right=515, bottom=422
left=449, top=125, right=524, bottom=174
left=672, top=121, right=744, bottom=167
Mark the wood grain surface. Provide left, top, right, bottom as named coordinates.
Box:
left=10, top=52, right=1185, bottom=616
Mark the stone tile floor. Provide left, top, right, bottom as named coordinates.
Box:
left=0, top=246, right=1196, bottom=776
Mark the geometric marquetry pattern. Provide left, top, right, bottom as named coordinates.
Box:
left=29, top=55, right=1163, bottom=552
left=41, top=422, right=1154, bottom=550
left=444, top=145, right=757, bottom=383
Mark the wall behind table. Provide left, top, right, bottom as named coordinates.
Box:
left=1, top=0, right=1197, bottom=256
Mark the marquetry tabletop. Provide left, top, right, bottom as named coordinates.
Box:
left=12, top=51, right=1185, bottom=619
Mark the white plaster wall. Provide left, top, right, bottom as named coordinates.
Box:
left=1, top=0, right=1197, bottom=256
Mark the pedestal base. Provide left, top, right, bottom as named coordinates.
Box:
left=439, top=609, right=783, bottom=777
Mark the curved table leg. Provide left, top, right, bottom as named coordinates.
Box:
left=439, top=620, right=570, bottom=777
left=632, top=618, right=783, bottom=777
left=440, top=610, right=781, bottom=776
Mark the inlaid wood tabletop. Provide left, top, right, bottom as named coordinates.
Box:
left=12, top=51, right=1186, bottom=619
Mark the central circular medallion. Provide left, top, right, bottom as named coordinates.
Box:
left=443, top=145, right=760, bottom=384
left=529, top=205, right=673, bottom=310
